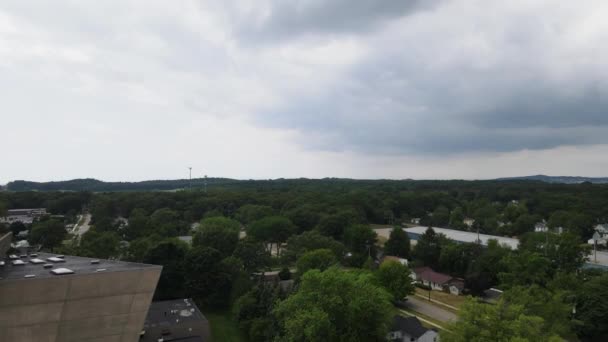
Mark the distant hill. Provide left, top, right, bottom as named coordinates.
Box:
left=6, top=178, right=239, bottom=192
left=5, top=174, right=608, bottom=192
left=495, top=175, right=608, bottom=184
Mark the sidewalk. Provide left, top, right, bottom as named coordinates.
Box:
left=414, top=293, right=460, bottom=311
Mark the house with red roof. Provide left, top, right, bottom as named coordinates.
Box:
left=413, top=266, right=465, bottom=295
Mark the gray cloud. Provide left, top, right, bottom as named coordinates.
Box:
left=2, top=0, right=608, bottom=183
left=252, top=1, right=608, bottom=155
left=233, top=0, right=442, bottom=41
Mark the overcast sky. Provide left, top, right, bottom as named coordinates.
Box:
left=2, top=0, right=608, bottom=183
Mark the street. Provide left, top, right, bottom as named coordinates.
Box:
left=72, top=213, right=91, bottom=239
left=402, top=296, right=458, bottom=323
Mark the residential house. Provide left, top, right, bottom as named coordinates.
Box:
left=463, top=218, right=475, bottom=228
left=382, top=255, right=409, bottom=266
left=482, top=288, right=503, bottom=304
left=387, top=316, right=439, bottom=342
left=411, top=218, right=421, bottom=225
left=534, top=221, right=548, bottom=233
left=413, top=267, right=465, bottom=295
left=595, top=224, right=608, bottom=235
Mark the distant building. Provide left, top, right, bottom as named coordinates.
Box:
left=534, top=221, right=548, bottom=233
left=411, top=218, right=421, bottom=225
left=0, top=208, right=47, bottom=225
left=0, top=232, right=162, bottom=342
left=482, top=288, right=504, bottom=304
left=178, top=235, right=194, bottom=244
left=382, top=256, right=409, bottom=266
left=141, top=298, right=211, bottom=342
left=413, top=267, right=465, bottom=295
left=387, top=315, right=439, bottom=342
left=404, top=226, right=520, bottom=250
left=595, top=224, right=608, bottom=235
left=463, top=218, right=475, bottom=228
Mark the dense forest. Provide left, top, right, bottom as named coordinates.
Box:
left=1, top=179, right=607, bottom=341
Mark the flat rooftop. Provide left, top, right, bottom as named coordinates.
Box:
left=404, top=226, right=520, bottom=249
left=142, top=298, right=210, bottom=342
left=144, top=298, right=207, bottom=329
left=0, top=252, right=160, bottom=281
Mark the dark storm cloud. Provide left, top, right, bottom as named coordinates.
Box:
left=251, top=1, right=608, bottom=155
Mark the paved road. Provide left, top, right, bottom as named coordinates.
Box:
left=403, top=296, right=457, bottom=323
left=73, top=213, right=91, bottom=239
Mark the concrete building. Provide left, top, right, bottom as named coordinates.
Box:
left=0, top=233, right=162, bottom=342
left=0, top=208, right=47, bottom=225
left=141, top=298, right=211, bottom=342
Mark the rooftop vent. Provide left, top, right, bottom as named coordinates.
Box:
left=12, top=260, right=26, bottom=266
left=24, top=274, right=36, bottom=278
left=91, top=259, right=100, bottom=264
left=30, top=258, right=45, bottom=264
left=51, top=268, right=74, bottom=275
left=47, top=257, right=66, bottom=263
left=43, top=264, right=53, bottom=269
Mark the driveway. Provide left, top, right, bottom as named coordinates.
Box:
left=402, top=296, right=458, bottom=323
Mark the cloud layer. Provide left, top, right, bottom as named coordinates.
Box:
left=1, top=0, right=608, bottom=182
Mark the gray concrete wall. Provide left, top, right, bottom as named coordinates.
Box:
left=0, top=232, right=12, bottom=257
left=0, top=267, right=161, bottom=342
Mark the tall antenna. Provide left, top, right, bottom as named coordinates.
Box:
left=204, top=175, right=208, bottom=193
left=188, top=167, right=192, bottom=190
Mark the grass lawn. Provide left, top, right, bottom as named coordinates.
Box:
left=415, top=288, right=467, bottom=310
left=204, top=311, right=245, bottom=342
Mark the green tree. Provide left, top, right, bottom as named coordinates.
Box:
left=233, top=238, right=270, bottom=272
left=79, top=230, right=121, bottom=259
left=502, top=285, right=575, bottom=339
left=296, top=249, right=337, bottom=276
left=184, top=246, right=232, bottom=307
left=431, top=205, right=450, bottom=227
left=124, top=208, right=151, bottom=240
left=193, top=216, right=240, bottom=257
left=375, top=260, right=414, bottom=301
left=499, top=251, right=553, bottom=289
left=449, top=206, right=467, bottom=230
left=150, top=208, right=182, bottom=236
left=575, top=273, right=608, bottom=340
left=286, top=205, right=320, bottom=233
left=234, top=285, right=280, bottom=341
left=442, top=299, right=562, bottom=342
left=519, top=232, right=590, bottom=273
left=383, top=227, right=410, bottom=258
left=143, top=239, right=189, bottom=300
left=28, top=219, right=67, bottom=250
left=283, top=231, right=345, bottom=262
left=273, top=268, right=393, bottom=342
left=412, top=227, right=442, bottom=268
left=316, top=214, right=348, bottom=240
left=248, top=216, right=296, bottom=256
left=235, top=204, right=275, bottom=225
